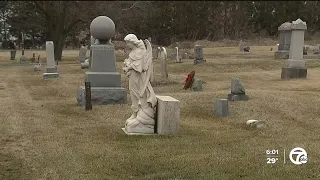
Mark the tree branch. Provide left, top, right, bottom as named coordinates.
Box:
left=64, top=19, right=84, bottom=35
left=34, top=1, right=49, bottom=18
left=121, top=2, right=143, bottom=11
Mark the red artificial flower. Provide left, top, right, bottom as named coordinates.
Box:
left=184, top=72, right=192, bottom=83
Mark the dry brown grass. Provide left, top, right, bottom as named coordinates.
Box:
left=0, top=46, right=319, bottom=180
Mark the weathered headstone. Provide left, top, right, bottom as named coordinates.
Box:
left=275, top=22, right=292, bottom=59
left=81, top=59, right=90, bottom=69
left=281, top=18, right=307, bottom=80
left=239, top=40, right=244, bottom=52
left=215, top=99, right=229, bottom=117
left=156, top=96, right=180, bottom=135
left=33, top=63, right=42, bottom=72
left=314, top=44, right=320, bottom=55
left=243, top=46, right=250, bottom=52
left=157, top=47, right=161, bottom=59
left=77, top=16, right=126, bottom=105
left=30, top=53, right=36, bottom=63
left=227, top=77, right=249, bottom=101
left=43, top=41, right=59, bottom=79
left=78, top=46, right=87, bottom=63
left=194, top=45, right=204, bottom=64
left=303, top=46, right=308, bottom=55
left=159, top=47, right=168, bottom=81
left=191, top=78, right=205, bottom=91
left=37, top=54, right=40, bottom=63
left=20, top=49, right=28, bottom=63
left=85, top=81, right=92, bottom=111
left=175, top=47, right=182, bottom=63
left=9, top=50, right=16, bottom=60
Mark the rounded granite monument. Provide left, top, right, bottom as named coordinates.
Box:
left=76, top=16, right=127, bottom=106
left=90, top=16, right=115, bottom=41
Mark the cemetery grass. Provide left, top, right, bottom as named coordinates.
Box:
left=0, top=46, right=319, bottom=180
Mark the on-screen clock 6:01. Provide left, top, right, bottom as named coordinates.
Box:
left=266, top=149, right=279, bottom=155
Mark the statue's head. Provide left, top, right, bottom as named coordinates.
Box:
left=124, top=34, right=142, bottom=49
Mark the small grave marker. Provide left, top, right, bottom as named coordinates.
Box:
left=85, top=81, right=92, bottom=111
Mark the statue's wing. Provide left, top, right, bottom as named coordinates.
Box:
left=143, top=39, right=153, bottom=71
left=138, top=39, right=154, bottom=96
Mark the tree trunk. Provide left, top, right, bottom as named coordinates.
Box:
left=223, top=2, right=227, bottom=38
left=3, top=14, right=7, bottom=49
left=53, top=34, right=65, bottom=61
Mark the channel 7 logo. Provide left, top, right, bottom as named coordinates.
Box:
left=289, top=147, right=308, bottom=165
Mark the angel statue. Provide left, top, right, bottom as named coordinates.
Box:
left=122, top=34, right=157, bottom=134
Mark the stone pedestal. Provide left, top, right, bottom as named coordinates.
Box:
left=274, top=51, right=289, bottom=59
left=43, top=73, right=59, bottom=79
left=121, top=128, right=157, bottom=135
left=281, top=68, right=307, bottom=79
left=215, top=99, right=229, bottom=117
left=46, top=67, right=57, bottom=73
left=156, top=96, right=180, bottom=135
left=227, top=93, right=249, bottom=101
left=77, top=87, right=126, bottom=106
left=125, top=124, right=154, bottom=134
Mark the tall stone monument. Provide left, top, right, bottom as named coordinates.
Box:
left=43, top=41, right=59, bottom=79
left=281, top=18, right=307, bottom=80
left=194, top=45, right=204, bottom=64
left=159, top=47, right=168, bottom=81
left=77, top=16, right=127, bottom=105
left=275, top=22, right=292, bottom=59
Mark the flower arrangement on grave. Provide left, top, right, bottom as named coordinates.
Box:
left=183, top=70, right=195, bottom=90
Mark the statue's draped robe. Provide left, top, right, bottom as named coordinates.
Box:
left=127, top=40, right=157, bottom=122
